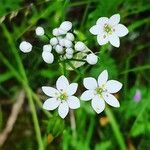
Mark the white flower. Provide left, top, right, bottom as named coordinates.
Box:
left=58, top=28, right=67, bottom=35
left=50, top=37, right=58, bottom=46
left=66, top=48, right=74, bottom=55
left=42, top=76, right=80, bottom=118
left=81, top=70, right=122, bottom=114
left=58, top=38, right=65, bottom=47
left=59, top=21, right=72, bottom=32
left=66, top=33, right=75, bottom=41
left=89, top=14, right=128, bottom=47
left=19, top=41, right=32, bottom=53
left=65, top=53, right=73, bottom=59
left=35, top=26, right=44, bottom=36
left=86, top=53, right=98, bottom=65
left=64, top=39, right=72, bottom=48
left=74, top=41, right=86, bottom=51
left=55, top=45, right=64, bottom=54
left=42, top=51, right=54, bottom=64
left=43, top=44, right=52, bottom=52
left=52, top=28, right=60, bottom=36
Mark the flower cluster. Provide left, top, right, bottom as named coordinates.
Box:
left=19, top=14, right=128, bottom=119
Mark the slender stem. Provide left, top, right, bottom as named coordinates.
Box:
left=105, top=107, right=126, bottom=150
left=25, top=87, right=44, bottom=150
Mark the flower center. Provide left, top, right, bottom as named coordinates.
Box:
left=96, top=87, right=103, bottom=95
left=104, top=24, right=112, bottom=34
left=59, top=92, right=68, bottom=101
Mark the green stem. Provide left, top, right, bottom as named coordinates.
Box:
left=105, top=107, right=126, bottom=150
left=25, top=87, right=44, bottom=150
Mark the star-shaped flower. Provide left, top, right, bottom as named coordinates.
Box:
left=42, top=75, right=80, bottom=118
left=89, top=14, right=128, bottom=47
left=81, top=70, right=122, bottom=114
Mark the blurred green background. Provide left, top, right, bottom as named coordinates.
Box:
left=0, top=0, right=150, bottom=149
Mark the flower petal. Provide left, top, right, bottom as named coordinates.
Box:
left=83, top=77, right=97, bottom=90
left=109, top=14, right=120, bottom=26
left=97, top=34, right=108, bottom=45
left=91, top=96, right=105, bottom=114
left=80, top=90, right=95, bottom=101
left=98, top=70, right=108, bottom=87
left=106, top=80, right=123, bottom=93
left=43, top=98, right=60, bottom=110
left=114, top=24, right=128, bottom=37
left=58, top=101, right=69, bottom=118
left=42, top=86, right=58, bottom=97
left=109, top=34, right=120, bottom=47
left=96, top=17, right=109, bottom=25
left=66, top=83, right=78, bottom=96
left=102, top=92, right=120, bottom=107
left=67, top=96, right=80, bottom=109
left=56, top=75, right=69, bottom=91
left=89, top=25, right=100, bottom=35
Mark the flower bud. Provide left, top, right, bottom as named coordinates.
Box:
left=64, top=39, right=72, bottom=48
left=35, top=27, right=44, bottom=36
left=52, top=28, right=60, bottom=36
left=74, top=41, right=86, bottom=51
left=42, top=51, right=54, bottom=64
left=50, top=37, right=58, bottom=46
left=55, top=45, right=63, bottom=54
left=65, top=53, right=73, bottom=59
left=66, top=33, right=74, bottom=41
left=86, top=53, right=98, bottom=65
left=43, top=44, right=52, bottom=52
left=59, top=21, right=72, bottom=32
left=66, top=48, right=73, bottom=55
left=58, top=28, right=67, bottom=35
left=19, top=41, right=32, bottom=53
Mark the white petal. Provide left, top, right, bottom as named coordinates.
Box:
left=58, top=101, right=69, bottom=118
left=96, top=17, right=109, bottom=26
left=42, top=86, right=58, bottom=97
left=109, top=34, right=120, bottom=47
left=97, top=34, right=109, bottom=45
left=43, top=98, right=60, bottom=110
left=56, top=75, right=69, bottom=91
left=114, top=24, right=128, bottom=37
left=102, top=92, right=120, bottom=107
left=83, top=77, right=97, bottom=90
left=67, top=96, right=80, bottom=109
left=80, top=90, right=95, bottom=101
left=66, top=83, right=78, bottom=96
left=109, top=14, right=120, bottom=26
left=106, top=80, right=123, bottom=93
left=98, top=70, right=108, bottom=87
left=89, top=25, right=100, bottom=35
left=91, top=96, right=105, bottom=114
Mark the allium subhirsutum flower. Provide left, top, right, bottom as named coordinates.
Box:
left=42, top=76, right=80, bottom=118
left=81, top=70, right=122, bottom=114
left=89, top=14, right=128, bottom=47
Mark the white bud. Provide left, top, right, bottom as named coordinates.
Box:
left=19, top=41, right=32, bottom=53
left=59, top=21, right=72, bottom=32
left=65, top=53, right=73, bottom=59
left=59, top=38, right=65, bottom=47
left=64, top=39, right=72, bottom=48
left=52, top=28, right=60, bottom=36
left=74, top=41, right=86, bottom=51
left=66, top=33, right=74, bottom=41
left=43, top=44, right=52, bottom=52
left=35, top=27, right=44, bottom=36
left=50, top=37, right=58, bottom=46
left=66, top=48, right=74, bottom=55
left=55, top=45, right=64, bottom=54
left=58, top=28, right=67, bottom=35
left=42, top=51, right=54, bottom=64
left=86, top=53, right=98, bottom=65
